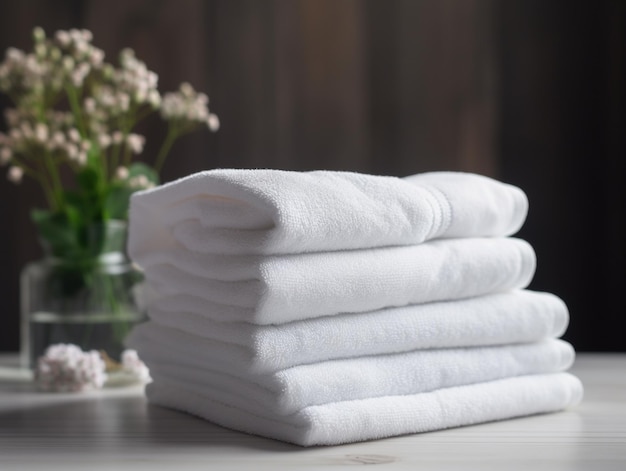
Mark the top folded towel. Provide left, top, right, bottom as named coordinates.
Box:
left=129, top=169, right=528, bottom=256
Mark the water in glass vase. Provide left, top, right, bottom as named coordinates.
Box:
left=28, top=310, right=144, bottom=366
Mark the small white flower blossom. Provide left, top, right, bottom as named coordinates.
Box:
left=35, top=123, right=48, bottom=142
left=65, top=143, right=78, bottom=160
left=52, top=131, right=65, bottom=148
left=9, top=128, right=22, bottom=141
left=8, top=166, right=23, bottom=183
left=97, top=133, right=112, bottom=149
left=55, top=30, right=71, bottom=47
left=121, top=350, right=151, bottom=384
left=0, top=147, right=12, bottom=165
left=20, top=122, right=33, bottom=139
left=76, top=151, right=88, bottom=166
left=6, top=47, right=24, bottom=62
left=84, top=97, right=96, bottom=113
left=115, top=166, right=129, bottom=180
left=34, top=43, right=47, bottom=59
left=89, top=48, right=104, bottom=66
left=35, top=344, right=107, bottom=392
left=62, top=56, right=75, bottom=72
left=33, top=27, right=46, bottom=42
left=161, top=82, right=218, bottom=131
left=208, top=113, right=220, bottom=131
left=68, top=128, right=81, bottom=142
left=126, top=133, right=145, bottom=154
left=129, top=174, right=153, bottom=189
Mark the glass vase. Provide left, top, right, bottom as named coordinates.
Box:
left=20, top=220, right=145, bottom=369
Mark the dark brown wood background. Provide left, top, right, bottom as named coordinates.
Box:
left=0, top=0, right=624, bottom=351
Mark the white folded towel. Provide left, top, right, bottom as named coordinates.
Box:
left=139, top=339, right=574, bottom=415
left=138, top=237, right=536, bottom=324
left=128, top=170, right=528, bottom=256
left=127, top=292, right=569, bottom=373
left=141, top=290, right=568, bottom=371
left=145, top=372, right=583, bottom=446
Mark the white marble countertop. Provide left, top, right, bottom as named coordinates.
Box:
left=0, top=353, right=625, bottom=470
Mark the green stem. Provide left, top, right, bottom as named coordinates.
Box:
left=154, top=126, right=178, bottom=174
left=42, top=153, right=64, bottom=211
left=65, top=85, right=86, bottom=136
left=36, top=175, right=56, bottom=210
left=110, top=141, right=122, bottom=177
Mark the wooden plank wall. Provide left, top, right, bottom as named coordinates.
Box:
left=0, top=0, right=624, bottom=351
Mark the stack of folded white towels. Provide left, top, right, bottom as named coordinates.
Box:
left=126, top=169, right=583, bottom=447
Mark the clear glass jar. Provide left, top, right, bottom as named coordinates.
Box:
left=20, top=220, right=145, bottom=368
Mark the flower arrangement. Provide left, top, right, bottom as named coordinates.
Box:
left=0, top=27, right=219, bottom=368
left=0, top=27, right=218, bottom=268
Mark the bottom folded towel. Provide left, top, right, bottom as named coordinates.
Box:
left=146, top=372, right=583, bottom=446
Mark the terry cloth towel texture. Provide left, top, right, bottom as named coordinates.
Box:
left=126, top=169, right=581, bottom=446
left=128, top=169, right=528, bottom=257
left=136, top=237, right=536, bottom=324
left=134, top=290, right=569, bottom=372
left=134, top=338, right=574, bottom=415
left=145, top=372, right=583, bottom=446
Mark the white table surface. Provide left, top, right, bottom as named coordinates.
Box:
left=0, top=353, right=624, bottom=471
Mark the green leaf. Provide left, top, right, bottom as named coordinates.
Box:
left=76, top=166, right=101, bottom=192
left=31, top=208, right=81, bottom=259
left=128, top=162, right=159, bottom=184
left=105, top=182, right=134, bottom=220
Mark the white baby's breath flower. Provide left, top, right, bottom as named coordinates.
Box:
left=129, top=174, right=153, bottom=189
left=68, top=128, right=81, bottom=143
left=6, top=47, right=24, bottom=62
left=35, top=344, right=107, bottom=393
left=71, top=62, right=90, bottom=87
left=0, top=147, right=12, bottom=165
left=55, top=30, right=71, bottom=47
left=115, top=166, right=129, bottom=180
left=117, top=92, right=130, bottom=112
left=65, top=143, right=78, bottom=160
left=9, top=128, right=21, bottom=141
left=49, top=47, right=62, bottom=62
left=160, top=82, right=218, bottom=132
left=33, top=26, right=46, bottom=42
left=62, top=56, right=74, bottom=71
left=97, top=133, right=111, bottom=149
left=121, top=350, right=151, bottom=384
left=148, top=89, right=161, bottom=108
left=52, top=131, right=65, bottom=148
left=126, top=133, right=145, bottom=154
left=4, top=109, right=20, bottom=127
left=84, top=97, right=96, bottom=113
left=76, top=151, right=88, bottom=166
left=34, top=43, right=47, bottom=59
left=8, top=166, right=23, bottom=183
left=81, top=29, right=93, bottom=42
left=89, top=48, right=104, bottom=66
left=179, top=82, right=193, bottom=97
left=208, top=113, right=220, bottom=131
left=20, top=122, right=33, bottom=139
left=0, top=26, right=217, bottom=198
left=35, top=123, right=48, bottom=142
